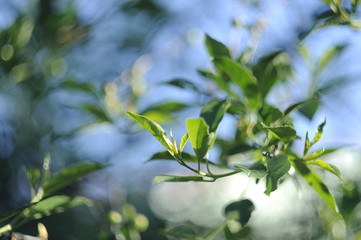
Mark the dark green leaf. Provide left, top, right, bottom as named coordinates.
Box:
left=141, top=102, right=189, bottom=115
left=265, top=155, right=291, bottom=195
left=200, top=99, right=230, bottom=133
left=259, top=104, right=283, bottom=125
left=264, top=125, right=299, bottom=143
left=186, top=118, right=215, bottom=161
left=313, top=119, right=326, bottom=144
left=214, top=57, right=261, bottom=109
left=205, top=34, right=231, bottom=59
left=127, top=112, right=175, bottom=153
left=304, top=149, right=327, bottom=160
left=43, top=163, right=105, bottom=196
left=284, top=101, right=308, bottom=116
left=24, top=167, right=41, bottom=190
left=152, top=175, right=209, bottom=184
left=224, top=199, right=255, bottom=226
left=74, top=104, right=111, bottom=122
left=304, top=159, right=344, bottom=182
left=224, top=226, right=251, bottom=240
left=148, top=151, right=218, bottom=166
left=299, top=99, right=319, bottom=120
left=292, top=160, right=343, bottom=220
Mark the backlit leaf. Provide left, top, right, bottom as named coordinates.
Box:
left=205, top=34, right=231, bottom=59
left=292, top=160, right=343, bottom=220
left=200, top=98, right=230, bottom=133
left=179, top=132, right=189, bottom=152
left=43, top=163, right=105, bottom=196
left=127, top=112, right=175, bottom=153
left=305, top=159, right=345, bottom=182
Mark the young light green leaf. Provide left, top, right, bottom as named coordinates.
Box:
left=152, top=175, right=209, bottom=184
left=214, top=57, right=261, bottom=109
left=233, top=164, right=267, bottom=178
left=186, top=118, right=215, bottom=161
left=304, top=132, right=311, bottom=155
left=180, top=132, right=189, bottom=152
left=43, top=162, right=105, bottom=196
left=264, top=125, right=299, bottom=143
left=313, top=119, right=326, bottom=144
left=205, top=34, right=231, bottom=59
left=304, top=149, right=327, bottom=160
left=319, top=45, right=345, bottom=71
left=292, top=161, right=343, bottom=220
left=200, top=98, right=230, bottom=133
left=127, top=112, right=175, bottom=153
left=304, top=159, right=345, bottom=182
left=264, top=155, right=291, bottom=195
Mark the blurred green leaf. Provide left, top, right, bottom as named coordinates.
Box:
left=152, top=175, right=208, bottom=184
left=161, top=78, right=202, bottom=93
left=319, top=45, right=346, bottom=71
left=60, top=79, right=97, bottom=97
left=200, top=99, right=230, bottom=133
left=292, top=160, right=343, bottom=220
left=74, top=104, right=111, bottom=122
left=186, top=118, right=215, bottom=161
left=224, top=225, right=251, bottom=240
left=127, top=112, right=175, bottom=154
left=299, top=99, right=319, bottom=120
left=233, top=164, right=267, bottom=178
left=24, top=167, right=41, bottom=190
left=304, top=159, right=345, bottom=182
left=313, top=119, right=326, bottom=144
left=259, top=104, right=283, bottom=125
left=205, top=34, right=231, bottom=59
left=252, top=51, right=291, bottom=98
left=161, top=225, right=197, bottom=240
left=304, top=149, right=327, bottom=160
left=43, top=162, right=105, bottom=196
left=304, top=132, right=311, bottom=155
left=224, top=199, right=255, bottom=226
left=264, top=125, right=299, bottom=143
left=265, top=155, right=291, bottom=195
left=141, top=102, right=189, bottom=115
left=214, top=57, right=261, bottom=109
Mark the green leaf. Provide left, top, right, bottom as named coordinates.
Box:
left=299, top=99, right=319, bottom=120
left=200, top=99, right=230, bottom=133
left=180, top=132, right=189, bottom=152
left=152, top=175, right=209, bottom=184
left=141, top=102, right=189, bottom=115
left=28, top=195, right=91, bottom=219
left=74, top=104, right=111, bottom=122
left=292, top=160, right=343, bottom=220
left=60, top=79, right=97, bottom=97
left=214, top=57, right=261, bottom=109
left=224, top=199, right=255, bottom=226
left=205, top=34, right=231, bottom=59
left=265, top=155, right=291, bottom=195
left=161, top=225, right=197, bottom=240
left=161, top=78, right=202, bottom=93
left=304, top=149, right=327, bottom=160
left=127, top=112, right=175, bottom=153
left=43, top=162, right=105, bottom=196
left=259, top=104, right=283, bottom=125
left=233, top=164, right=267, bottom=178
left=304, top=159, right=345, bottom=182
left=24, top=167, right=41, bottom=190
left=313, top=119, right=326, bottom=144
left=148, top=151, right=219, bottom=166
left=319, top=45, right=346, bottom=71
left=186, top=118, right=215, bottom=161
left=264, top=125, right=299, bottom=143
left=304, top=132, right=311, bottom=155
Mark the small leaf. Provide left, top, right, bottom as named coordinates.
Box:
left=264, top=125, right=299, bottom=143
left=313, top=119, right=326, bottom=144
left=186, top=118, right=215, bottom=161
left=265, top=155, right=291, bottom=195
left=43, top=162, right=105, bottom=196
left=233, top=165, right=267, bottom=178
left=205, top=34, right=231, bottom=59
left=319, top=45, right=346, bottom=71
left=304, top=149, right=326, bottom=160
left=284, top=101, right=308, bottom=116
left=259, top=104, right=283, bottom=125
left=74, top=104, right=111, bottom=122
left=200, top=98, right=230, bottom=133
left=214, top=57, right=261, bottom=109
left=161, top=78, right=202, bottom=93
left=304, top=159, right=345, bottom=182
left=224, top=199, right=255, bottom=226
left=292, top=160, right=343, bottom=220
left=179, top=132, right=189, bottom=152
left=60, top=79, right=97, bottom=97
left=299, top=99, right=319, bottom=120
left=152, top=175, right=208, bottom=184
left=304, top=132, right=311, bottom=155
left=127, top=112, right=175, bottom=153
left=148, top=151, right=218, bottom=166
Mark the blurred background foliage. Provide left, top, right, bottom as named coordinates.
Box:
left=1, top=0, right=361, bottom=239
